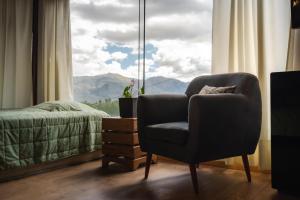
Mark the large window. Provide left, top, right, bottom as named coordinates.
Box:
left=71, top=0, right=213, bottom=116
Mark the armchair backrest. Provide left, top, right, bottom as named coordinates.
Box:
left=185, top=73, right=260, bottom=103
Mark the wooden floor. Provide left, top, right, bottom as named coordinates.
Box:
left=0, top=160, right=299, bottom=200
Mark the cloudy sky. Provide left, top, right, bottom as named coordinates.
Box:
left=71, top=0, right=213, bottom=82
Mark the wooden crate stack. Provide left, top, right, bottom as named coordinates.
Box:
left=101, top=117, right=156, bottom=171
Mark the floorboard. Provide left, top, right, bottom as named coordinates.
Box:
left=0, top=160, right=298, bottom=200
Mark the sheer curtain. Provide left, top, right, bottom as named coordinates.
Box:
left=212, top=0, right=290, bottom=170
left=0, top=0, right=33, bottom=109
left=287, top=29, right=300, bottom=70
left=37, top=0, right=73, bottom=103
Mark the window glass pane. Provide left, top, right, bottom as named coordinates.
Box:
left=70, top=0, right=139, bottom=116
left=71, top=0, right=213, bottom=115
left=144, top=0, right=213, bottom=94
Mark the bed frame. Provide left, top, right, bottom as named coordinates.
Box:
left=0, top=150, right=102, bottom=182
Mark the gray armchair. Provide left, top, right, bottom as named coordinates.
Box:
left=137, top=73, right=262, bottom=194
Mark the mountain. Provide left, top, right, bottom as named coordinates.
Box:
left=73, top=73, right=188, bottom=102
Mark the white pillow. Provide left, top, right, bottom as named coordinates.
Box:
left=199, top=85, right=236, bottom=95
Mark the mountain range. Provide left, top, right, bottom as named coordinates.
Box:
left=73, top=73, right=189, bottom=102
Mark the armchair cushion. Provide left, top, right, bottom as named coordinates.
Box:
left=145, top=122, right=189, bottom=145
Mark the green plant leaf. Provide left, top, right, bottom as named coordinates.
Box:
left=139, top=86, right=145, bottom=95
left=122, top=85, right=132, bottom=98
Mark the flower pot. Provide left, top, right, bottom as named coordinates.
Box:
left=119, top=97, right=137, bottom=118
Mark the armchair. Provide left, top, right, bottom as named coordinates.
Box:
left=137, top=73, right=262, bottom=194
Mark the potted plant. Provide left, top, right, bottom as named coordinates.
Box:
left=119, top=80, right=138, bottom=118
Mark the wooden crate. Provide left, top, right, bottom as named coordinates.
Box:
left=102, top=117, right=137, bottom=132
left=102, top=155, right=157, bottom=170
left=102, top=144, right=146, bottom=159
left=102, top=132, right=139, bottom=145
left=102, top=117, right=156, bottom=171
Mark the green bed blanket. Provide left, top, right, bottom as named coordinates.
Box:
left=0, top=101, right=109, bottom=170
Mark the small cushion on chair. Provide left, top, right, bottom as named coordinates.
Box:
left=199, top=85, right=236, bottom=95
left=145, top=122, right=189, bottom=145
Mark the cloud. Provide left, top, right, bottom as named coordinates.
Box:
left=71, top=0, right=213, bottom=42
left=71, top=0, right=212, bottom=24
left=97, top=12, right=212, bottom=43
left=111, top=52, right=128, bottom=61
left=146, top=0, right=212, bottom=17
left=147, top=13, right=212, bottom=42
left=70, top=0, right=213, bottom=82
left=72, top=28, right=87, bottom=36
left=98, top=29, right=138, bottom=43
left=148, top=40, right=211, bottom=81
left=71, top=1, right=138, bottom=24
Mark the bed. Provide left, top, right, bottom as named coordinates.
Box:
left=0, top=101, right=109, bottom=171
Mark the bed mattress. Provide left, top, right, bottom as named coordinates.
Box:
left=0, top=102, right=109, bottom=170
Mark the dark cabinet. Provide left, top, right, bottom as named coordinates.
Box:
left=271, top=71, right=300, bottom=193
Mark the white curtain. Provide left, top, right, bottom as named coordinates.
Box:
left=212, top=0, right=290, bottom=170
left=37, top=0, right=73, bottom=103
left=0, top=0, right=33, bottom=109
left=287, top=29, right=300, bottom=70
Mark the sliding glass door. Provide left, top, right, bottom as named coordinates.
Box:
left=71, top=0, right=140, bottom=115
left=70, top=0, right=213, bottom=115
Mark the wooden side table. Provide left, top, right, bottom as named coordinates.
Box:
left=101, top=117, right=157, bottom=171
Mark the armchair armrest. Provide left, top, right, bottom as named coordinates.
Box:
left=187, top=94, right=260, bottom=162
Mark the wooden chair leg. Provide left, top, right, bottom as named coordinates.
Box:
left=189, top=164, right=199, bottom=194
left=101, top=157, right=109, bottom=169
left=144, top=153, right=152, bottom=179
left=242, top=154, right=251, bottom=182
